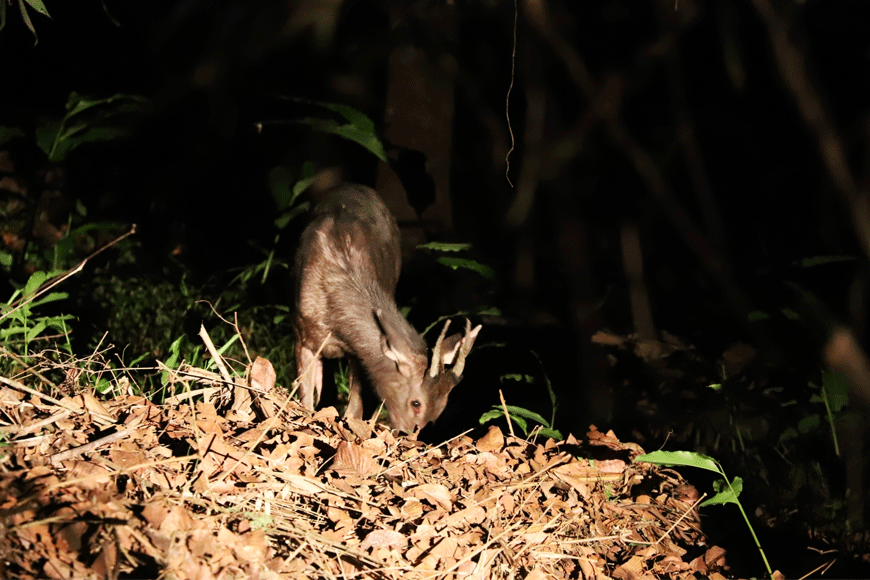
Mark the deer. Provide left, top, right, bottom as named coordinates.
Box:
left=293, top=183, right=481, bottom=433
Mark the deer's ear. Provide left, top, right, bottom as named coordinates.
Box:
left=381, top=334, right=416, bottom=377
left=375, top=309, right=416, bottom=377
left=437, top=333, right=463, bottom=365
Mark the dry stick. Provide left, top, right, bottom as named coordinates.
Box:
left=0, top=375, right=115, bottom=425
left=48, top=427, right=134, bottom=464
left=198, top=324, right=234, bottom=386
left=197, top=300, right=253, bottom=364
left=0, top=409, right=71, bottom=435
left=651, top=493, right=707, bottom=546
left=798, top=559, right=835, bottom=580
left=0, top=345, right=59, bottom=392
left=498, top=389, right=516, bottom=437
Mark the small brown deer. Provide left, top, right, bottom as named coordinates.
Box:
left=293, top=183, right=481, bottom=433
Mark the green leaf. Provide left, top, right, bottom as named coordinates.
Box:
left=537, top=428, right=563, bottom=440
left=635, top=450, right=724, bottom=475
left=0, top=125, right=26, bottom=148
left=702, top=477, right=743, bottom=506
left=161, top=336, right=185, bottom=386
left=35, top=120, right=62, bottom=157
left=501, top=405, right=550, bottom=426
left=821, top=369, right=849, bottom=412
left=328, top=103, right=376, bottom=133
left=24, top=319, right=48, bottom=341
left=24, top=0, right=50, bottom=18
left=23, top=271, right=50, bottom=298
left=268, top=166, right=295, bottom=210
left=29, top=291, right=69, bottom=309
left=18, top=0, right=38, bottom=44
left=417, top=241, right=473, bottom=253
left=436, top=257, right=495, bottom=279
left=510, top=415, right=528, bottom=434
left=297, top=117, right=386, bottom=161
left=65, top=92, right=148, bottom=118
left=499, top=373, right=534, bottom=384
left=797, top=414, right=820, bottom=434
left=478, top=409, right=503, bottom=424
left=94, top=378, right=114, bottom=394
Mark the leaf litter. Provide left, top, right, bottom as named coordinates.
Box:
left=0, top=352, right=731, bottom=579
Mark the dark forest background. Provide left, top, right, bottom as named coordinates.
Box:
left=3, top=0, right=870, bottom=576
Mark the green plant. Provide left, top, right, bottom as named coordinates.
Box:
left=269, top=97, right=387, bottom=162
left=417, top=241, right=495, bottom=280
left=0, top=0, right=49, bottom=43
left=0, top=92, right=150, bottom=162
left=1, top=93, right=147, bottom=278
left=0, top=270, right=74, bottom=362
left=636, top=450, right=774, bottom=579
left=479, top=352, right=562, bottom=440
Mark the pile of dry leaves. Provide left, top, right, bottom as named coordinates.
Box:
left=0, top=353, right=729, bottom=579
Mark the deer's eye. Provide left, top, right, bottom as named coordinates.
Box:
left=411, top=400, right=422, bottom=410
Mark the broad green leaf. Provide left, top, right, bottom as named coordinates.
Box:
left=268, top=166, right=295, bottom=209
left=635, top=450, right=724, bottom=475
left=50, top=126, right=131, bottom=162
left=24, top=319, right=48, bottom=341
left=821, top=369, right=849, bottom=412
left=297, top=117, right=386, bottom=161
left=479, top=410, right=504, bottom=424
left=510, top=415, right=528, bottom=434
left=35, top=120, right=62, bottom=157
left=500, top=405, right=550, bottom=426
left=327, top=103, right=376, bottom=132
left=417, top=241, right=473, bottom=253
left=29, top=291, right=70, bottom=309
left=436, top=257, right=495, bottom=279
left=537, top=428, right=563, bottom=440
left=24, top=0, right=50, bottom=18
left=702, top=477, right=743, bottom=506
left=65, top=92, right=148, bottom=118
left=0, top=326, right=30, bottom=339
left=23, top=271, right=50, bottom=298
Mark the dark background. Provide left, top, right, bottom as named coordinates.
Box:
left=3, top=0, right=870, bottom=577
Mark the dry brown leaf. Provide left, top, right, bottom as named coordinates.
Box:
left=413, top=482, right=453, bottom=511
left=360, top=529, right=408, bottom=550
left=334, top=440, right=379, bottom=476
left=475, top=425, right=505, bottom=451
